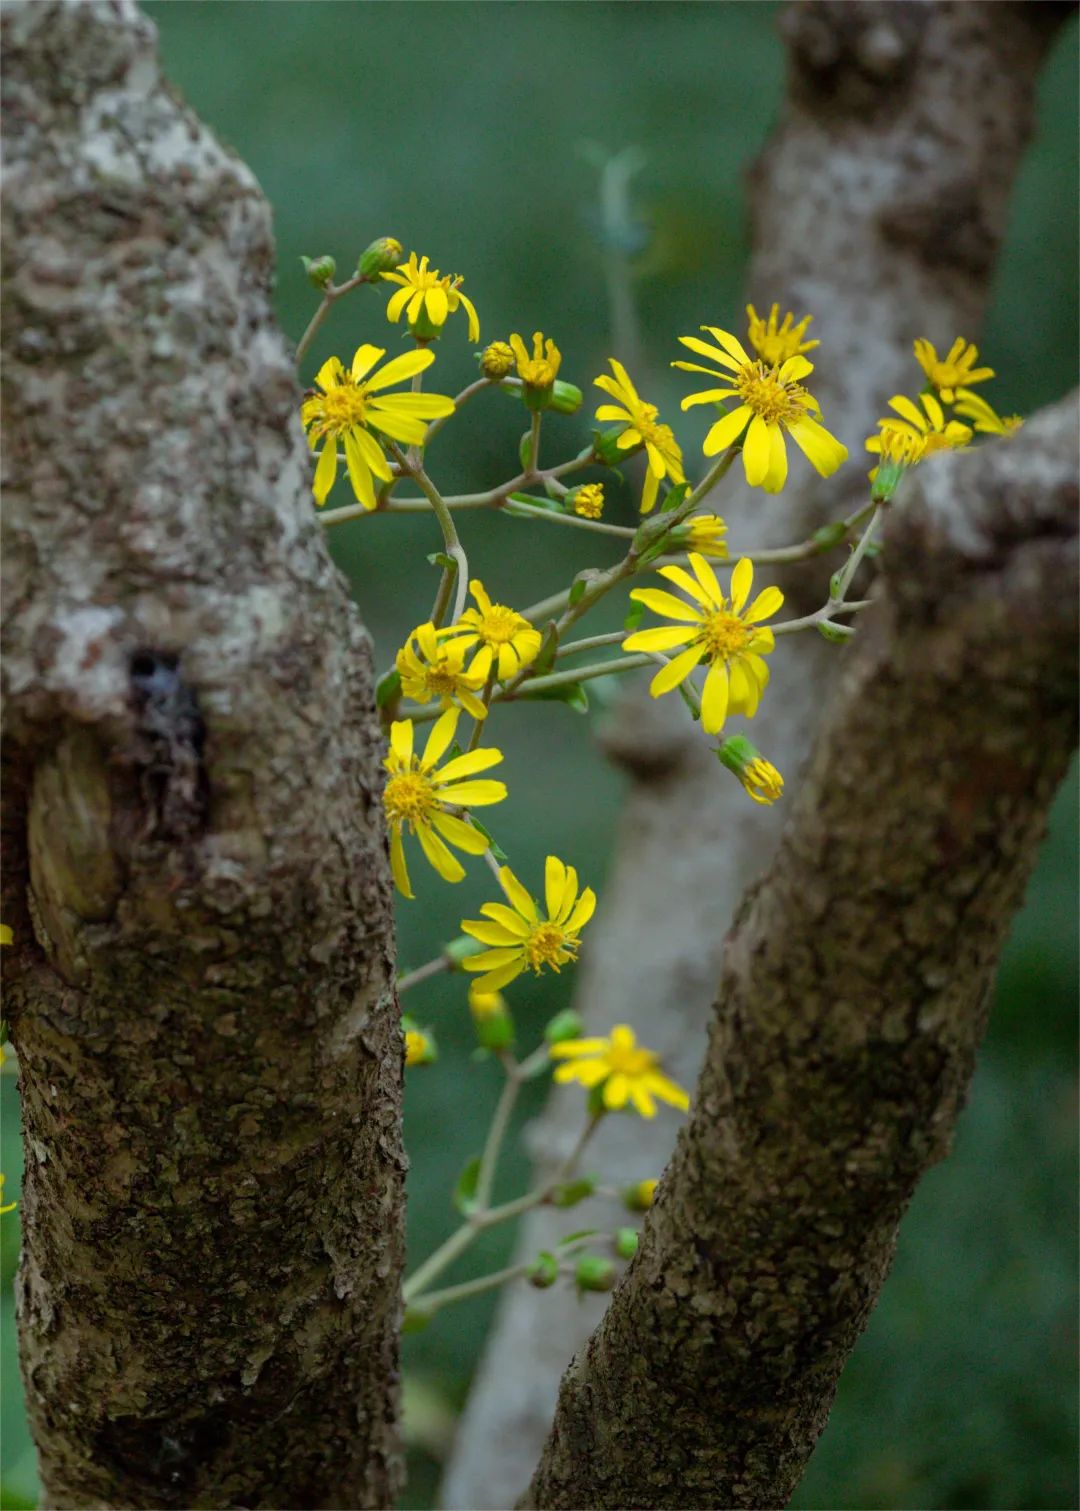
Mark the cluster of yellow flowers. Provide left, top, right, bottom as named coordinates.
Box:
left=296, top=242, right=1023, bottom=1119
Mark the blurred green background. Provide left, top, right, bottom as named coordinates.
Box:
left=2, top=5, right=1076, bottom=1508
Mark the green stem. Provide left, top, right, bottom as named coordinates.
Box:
left=387, top=441, right=469, bottom=626
left=474, top=1053, right=520, bottom=1210
left=397, top=955, right=454, bottom=995
left=294, top=273, right=367, bottom=367
left=505, top=501, right=635, bottom=539
left=556, top=631, right=627, bottom=659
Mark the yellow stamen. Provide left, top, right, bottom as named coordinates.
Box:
left=701, top=610, right=749, bottom=660
left=384, top=770, right=437, bottom=827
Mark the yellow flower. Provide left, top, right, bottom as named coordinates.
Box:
left=442, top=580, right=543, bottom=682
left=624, top=553, right=782, bottom=735
left=550, top=1024, right=689, bottom=1118
left=404, top=1024, right=437, bottom=1067
left=953, top=389, right=1023, bottom=437
left=674, top=326, right=847, bottom=494
left=913, top=337, right=993, bottom=403
left=867, top=393, right=972, bottom=461
left=717, top=733, right=783, bottom=804
left=396, top=622, right=490, bottom=721
left=383, top=709, right=507, bottom=899
left=684, top=513, right=729, bottom=559
left=468, top=985, right=508, bottom=1021
left=480, top=341, right=515, bottom=379
left=510, top=330, right=561, bottom=388
left=302, top=345, right=455, bottom=509
left=572, top=483, right=605, bottom=520
left=593, top=359, right=685, bottom=514
left=381, top=252, right=480, bottom=342
left=624, top=1178, right=659, bottom=1211
left=746, top=303, right=819, bottom=365
left=0, top=924, right=12, bottom=946
left=0, top=1174, right=15, bottom=1216
left=462, top=856, right=596, bottom=993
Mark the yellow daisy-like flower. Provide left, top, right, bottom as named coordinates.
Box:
left=396, top=622, right=490, bottom=721
left=684, top=513, right=729, bottom=559
left=462, top=856, right=597, bottom=993
left=674, top=326, right=847, bottom=494
left=381, top=252, right=480, bottom=342
left=953, top=389, right=1023, bottom=437
left=550, top=1024, right=689, bottom=1119
left=746, top=303, right=819, bottom=365
left=867, top=393, right=972, bottom=461
left=572, top=483, right=605, bottom=520
left=593, top=359, right=686, bottom=514
left=302, top=345, right=455, bottom=509
left=0, top=1174, right=16, bottom=1216
left=509, top=330, right=562, bottom=396
left=913, top=337, right=993, bottom=403
left=442, top=580, right=543, bottom=682
left=383, top=709, right=507, bottom=899
left=624, top=553, right=782, bottom=735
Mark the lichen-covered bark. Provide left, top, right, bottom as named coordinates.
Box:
left=522, top=398, right=1079, bottom=1509
left=442, top=6, right=1068, bottom=1504
left=1, top=3, right=404, bottom=1506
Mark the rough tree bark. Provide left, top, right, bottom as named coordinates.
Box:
left=2, top=3, right=403, bottom=1507
left=522, top=395, right=1079, bottom=1509
left=442, top=5, right=1070, bottom=1505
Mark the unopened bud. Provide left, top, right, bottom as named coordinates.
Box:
left=716, top=734, right=783, bottom=807
left=614, top=1227, right=639, bottom=1260
left=548, top=380, right=583, bottom=415
left=592, top=425, right=631, bottom=467
left=622, top=1178, right=658, bottom=1212
left=403, top=1018, right=437, bottom=1067
left=551, top=1176, right=597, bottom=1209
left=528, top=1251, right=559, bottom=1288
left=575, top=1255, right=616, bottom=1293
left=544, top=1009, right=584, bottom=1045
left=570, top=483, right=605, bottom=520
left=480, top=342, right=515, bottom=380
left=357, top=236, right=403, bottom=279
left=301, top=254, right=336, bottom=289
left=468, top=986, right=514, bottom=1051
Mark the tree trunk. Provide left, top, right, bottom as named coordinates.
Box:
left=441, top=5, right=1069, bottom=1504
left=522, top=395, right=1079, bottom=1509
left=1, top=3, right=403, bottom=1506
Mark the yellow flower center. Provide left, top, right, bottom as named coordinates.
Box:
left=606, top=1040, right=656, bottom=1076
left=384, top=768, right=437, bottom=827
left=735, top=364, right=808, bottom=426
left=320, top=382, right=369, bottom=431
left=423, top=664, right=461, bottom=696
left=525, top=921, right=575, bottom=971
left=701, top=610, right=749, bottom=661
left=520, top=358, right=557, bottom=388
left=478, top=606, right=524, bottom=646
left=634, top=404, right=677, bottom=453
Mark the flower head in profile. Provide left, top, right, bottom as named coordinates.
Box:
left=868, top=393, right=972, bottom=460
left=442, top=581, right=543, bottom=682
left=953, top=389, right=1023, bottom=438
left=674, top=326, right=847, bottom=494
left=682, top=513, right=729, bottom=560
left=746, top=303, right=819, bottom=365
left=461, top=856, right=596, bottom=993
left=383, top=710, right=506, bottom=899
left=593, top=359, right=685, bottom=513
left=571, top=483, right=605, bottom=520
left=913, top=337, right=993, bottom=403
left=510, top=330, right=561, bottom=388
left=717, top=733, right=783, bottom=805
left=302, top=346, right=454, bottom=508
left=381, top=252, right=480, bottom=342
left=396, top=622, right=490, bottom=721
left=403, top=1020, right=438, bottom=1067
left=550, top=1024, right=689, bottom=1119
left=624, top=553, right=782, bottom=735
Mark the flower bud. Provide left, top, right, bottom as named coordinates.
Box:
left=550, top=1175, right=597, bottom=1209
left=570, top=483, right=605, bottom=520
left=548, top=380, right=583, bottom=415
left=670, top=514, right=728, bottom=560
left=622, top=1178, right=658, bottom=1212
left=528, top=1251, right=560, bottom=1288
left=544, top=1009, right=584, bottom=1045
left=357, top=236, right=403, bottom=279
left=301, top=254, right=336, bottom=289
left=403, top=1017, right=437, bottom=1067
left=575, top=1255, right=616, bottom=1293
left=716, top=734, right=784, bottom=806
left=614, top=1227, right=639, bottom=1261
left=592, top=425, right=632, bottom=467
left=480, top=341, right=515, bottom=380
left=468, top=985, right=514, bottom=1051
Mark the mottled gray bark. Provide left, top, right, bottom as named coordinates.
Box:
left=523, top=396, right=1079, bottom=1509
left=441, top=5, right=1068, bottom=1505
left=1, top=3, right=404, bottom=1507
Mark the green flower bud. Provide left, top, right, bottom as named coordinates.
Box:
left=622, top=1179, right=658, bottom=1212
left=357, top=236, right=403, bottom=280
left=551, top=1176, right=597, bottom=1209
left=592, top=425, right=633, bottom=467
left=575, top=1255, right=616, bottom=1294
left=548, top=380, right=583, bottom=415
left=445, top=935, right=485, bottom=969
left=614, top=1227, right=639, bottom=1261
left=301, top=254, right=336, bottom=289
left=716, top=735, right=783, bottom=807
left=544, top=1009, right=584, bottom=1045
left=528, top=1251, right=560, bottom=1288
left=468, top=986, right=514, bottom=1051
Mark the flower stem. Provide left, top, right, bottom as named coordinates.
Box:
left=294, top=273, right=367, bottom=367
left=387, top=441, right=469, bottom=626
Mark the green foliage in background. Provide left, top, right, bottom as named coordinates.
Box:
left=2, top=6, right=1076, bottom=1508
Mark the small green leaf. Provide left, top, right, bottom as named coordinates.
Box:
left=532, top=622, right=559, bottom=677
left=375, top=668, right=402, bottom=709
left=521, top=681, right=589, bottom=713
left=467, top=815, right=508, bottom=863
left=614, top=1227, right=639, bottom=1260
left=551, top=1178, right=598, bottom=1209
left=568, top=573, right=592, bottom=607
left=519, top=429, right=535, bottom=471
left=504, top=492, right=563, bottom=517
left=428, top=550, right=456, bottom=571
left=453, top=1155, right=482, bottom=1216
left=557, top=1227, right=601, bottom=1246
left=817, top=620, right=854, bottom=644
left=660, top=481, right=690, bottom=514
left=623, top=601, right=644, bottom=632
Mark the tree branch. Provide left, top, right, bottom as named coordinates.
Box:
left=1, top=4, right=403, bottom=1505
left=522, top=397, right=1079, bottom=1509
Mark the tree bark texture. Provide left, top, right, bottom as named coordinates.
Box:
left=1, top=3, right=404, bottom=1506
left=522, top=395, right=1079, bottom=1509
left=441, top=6, right=1069, bottom=1504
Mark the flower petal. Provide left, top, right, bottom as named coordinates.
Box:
left=422, top=708, right=459, bottom=770
left=623, top=625, right=699, bottom=653
left=648, top=644, right=703, bottom=697
left=729, top=558, right=754, bottom=614
left=629, top=587, right=704, bottom=623
left=479, top=902, right=532, bottom=937
left=389, top=720, right=413, bottom=765
left=417, top=822, right=465, bottom=883
left=351, top=345, right=386, bottom=382
left=744, top=586, right=784, bottom=624
left=313, top=437, right=339, bottom=506
left=545, top=856, right=567, bottom=921
left=742, top=414, right=771, bottom=487
left=439, top=779, right=507, bottom=807
left=366, top=346, right=436, bottom=393
left=499, top=866, right=538, bottom=923
left=390, top=826, right=413, bottom=899
left=704, top=405, right=752, bottom=457
left=437, top=748, right=503, bottom=783
left=431, top=811, right=489, bottom=854
left=700, top=661, right=729, bottom=733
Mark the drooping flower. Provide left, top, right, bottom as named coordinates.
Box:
left=381, top=252, right=480, bottom=341
left=461, top=856, right=596, bottom=993
left=683, top=513, right=729, bottom=559
left=396, top=622, right=490, bottom=721
left=382, top=710, right=506, bottom=899
left=953, top=389, right=1023, bottom=437
left=746, top=303, right=819, bottom=365
left=593, top=359, right=685, bottom=513
left=549, top=1024, right=689, bottom=1118
left=571, top=483, right=605, bottom=519
left=442, top=580, right=543, bottom=682
left=913, top=337, right=993, bottom=403
left=624, top=553, right=782, bottom=735
left=673, top=326, right=847, bottom=494
left=716, top=733, right=783, bottom=805
left=302, top=346, right=455, bottom=508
